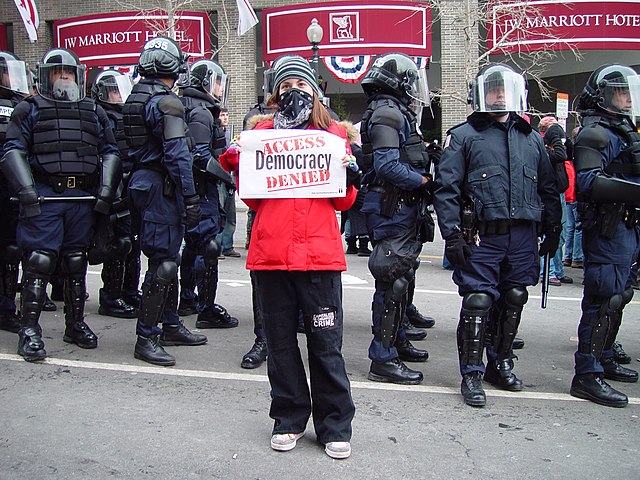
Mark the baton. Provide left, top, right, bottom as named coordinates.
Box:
left=541, top=252, right=550, bottom=309
left=10, top=196, right=96, bottom=203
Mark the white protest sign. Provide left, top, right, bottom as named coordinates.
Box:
left=238, top=129, right=347, bottom=199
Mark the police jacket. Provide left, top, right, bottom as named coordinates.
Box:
left=124, top=78, right=196, bottom=198
left=219, top=114, right=357, bottom=272
left=4, top=95, right=118, bottom=175
left=103, top=107, right=133, bottom=173
left=434, top=112, right=560, bottom=240
left=574, top=111, right=640, bottom=199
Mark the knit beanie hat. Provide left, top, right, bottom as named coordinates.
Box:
left=273, top=55, right=321, bottom=96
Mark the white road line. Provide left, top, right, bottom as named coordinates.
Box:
left=1, top=353, right=637, bottom=405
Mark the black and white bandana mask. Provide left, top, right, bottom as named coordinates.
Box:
left=273, top=88, right=313, bottom=129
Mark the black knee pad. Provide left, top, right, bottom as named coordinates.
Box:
left=1, top=244, right=22, bottom=263
left=156, top=260, right=178, bottom=285
left=391, top=275, right=410, bottom=300
left=26, top=250, right=57, bottom=276
left=502, top=286, right=528, bottom=309
left=204, top=238, right=221, bottom=267
left=462, top=292, right=493, bottom=312
left=413, top=258, right=421, bottom=271
left=60, top=251, right=88, bottom=275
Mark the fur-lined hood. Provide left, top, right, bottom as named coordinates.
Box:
left=244, top=113, right=359, bottom=144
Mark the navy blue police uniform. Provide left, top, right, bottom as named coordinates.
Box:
left=433, top=64, right=561, bottom=406
left=359, top=53, right=433, bottom=386
left=0, top=49, right=121, bottom=361
left=122, top=36, right=207, bottom=366
left=180, top=84, right=237, bottom=329
left=569, top=64, right=640, bottom=407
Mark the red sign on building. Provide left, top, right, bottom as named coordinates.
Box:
left=487, top=0, right=640, bottom=52
left=263, top=0, right=431, bottom=62
left=53, top=11, right=211, bottom=67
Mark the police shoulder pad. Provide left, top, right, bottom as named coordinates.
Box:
left=370, top=103, right=404, bottom=130
left=576, top=123, right=609, bottom=149
left=158, top=95, right=185, bottom=117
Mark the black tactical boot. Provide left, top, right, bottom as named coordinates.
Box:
left=612, top=342, right=632, bottom=364
left=241, top=336, right=268, bottom=369
left=195, top=304, right=239, bottom=329
left=484, top=358, right=523, bottom=391
left=601, top=357, right=639, bottom=383
left=159, top=322, right=208, bottom=346
left=357, top=237, right=372, bottom=257
left=512, top=337, right=525, bottom=350
left=570, top=373, right=628, bottom=407
left=134, top=335, right=176, bottom=366
left=17, top=326, right=46, bottom=362
left=98, top=294, right=138, bottom=319
left=406, top=303, right=435, bottom=328
left=0, top=311, right=21, bottom=333
left=404, top=322, right=427, bottom=341
left=368, top=358, right=423, bottom=385
left=63, top=321, right=98, bottom=349
left=177, top=297, right=199, bottom=316
left=345, top=237, right=357, bottom=254
left=461, top=372, right=486, bottom=407
left=396, top=338, right=429, bottom=362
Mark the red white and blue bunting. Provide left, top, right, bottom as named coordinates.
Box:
left=323, top=55, right=373, bottom=84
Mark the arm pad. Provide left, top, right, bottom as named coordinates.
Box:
left=0, top=149, right=40, bottom=217
left=94, top=153, right=122, bottom=214
left=159, top=95, right=187, bottom=141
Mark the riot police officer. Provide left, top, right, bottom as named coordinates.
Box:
left=0, top=48, right=121, bottom=361
left=123, top=36, right=207, bottom=366
left=570, top=64, right=640, bottom=407
left=0, top=51, right=31, bottom=334
left=433, top=64, right=561, bottom=407
left=359, top=53, right=433, bottom=385
left=91, top=69, right=140, bottom=319
left=179, top=58, right=237, bottom=330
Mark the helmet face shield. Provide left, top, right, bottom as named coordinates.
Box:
left=263, top=67, right=276, bottom=100
left=206, top=70, right=229, bottom=107
left=0, top=59, right=31, bottom=96
left=406, top=68, right=430, bottom=111
left=473, top=68, right=527, bottom=113
left=38, top=63, right=86, bottom=102
left=189, top=60, right=229, bottom=107
left=596, top=65, right=640, bottom=117
left=94, top=73, right=132, bottom=105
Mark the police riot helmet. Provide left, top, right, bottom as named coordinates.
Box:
left=469, top=63, right=527, bottom=113
left=0, top=51, right=32, bottom=98
left=91, top=70, right=133, bottom=107
left=137, top=36, right=187, bottom=79
left=37, top=48, right=86, bottom=102
left=578, top=64, right=640, bottom=117
left=189, top=59, right=229, bottom=107
left=361, top=53, right=430, bottom=110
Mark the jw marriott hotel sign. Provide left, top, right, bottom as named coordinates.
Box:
left=54, top=11, right=210, bottom=67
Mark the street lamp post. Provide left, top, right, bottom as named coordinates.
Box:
left=306, top=18, right=324, bottom=83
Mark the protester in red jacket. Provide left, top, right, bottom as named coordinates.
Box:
left=220, top=55, right=357, bottom=460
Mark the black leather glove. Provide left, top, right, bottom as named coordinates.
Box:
left=445, top=231, right=472, bottom=267
left=346, top=167, right=361, bottom=188
left=539, top=228, right=561, bottom=257
left=183, top=195, right=202, bottom=227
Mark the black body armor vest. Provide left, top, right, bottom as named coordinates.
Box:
left=30, top=95, right=100, bottom=175
left=123, top=80, right=171, bottom=148
left=360, top=95, right=430, bottom=177
left=589, top=115, right=640, bottom=176
left=105, top=109, right=130, bottom=160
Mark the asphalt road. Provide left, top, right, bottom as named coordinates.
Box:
left=0, top=206, right=639, bottom=479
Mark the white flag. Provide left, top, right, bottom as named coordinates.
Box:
left=13, top=0, right=39, bottom=43
left=236, top=0, right=259, bottom=36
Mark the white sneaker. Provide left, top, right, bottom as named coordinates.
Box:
left=325, top=441, right=351, bottom=459
left=270, top=432, right=304, bottom=452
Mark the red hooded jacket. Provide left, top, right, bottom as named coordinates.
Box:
left=219, top=117, right=357, bottom=271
